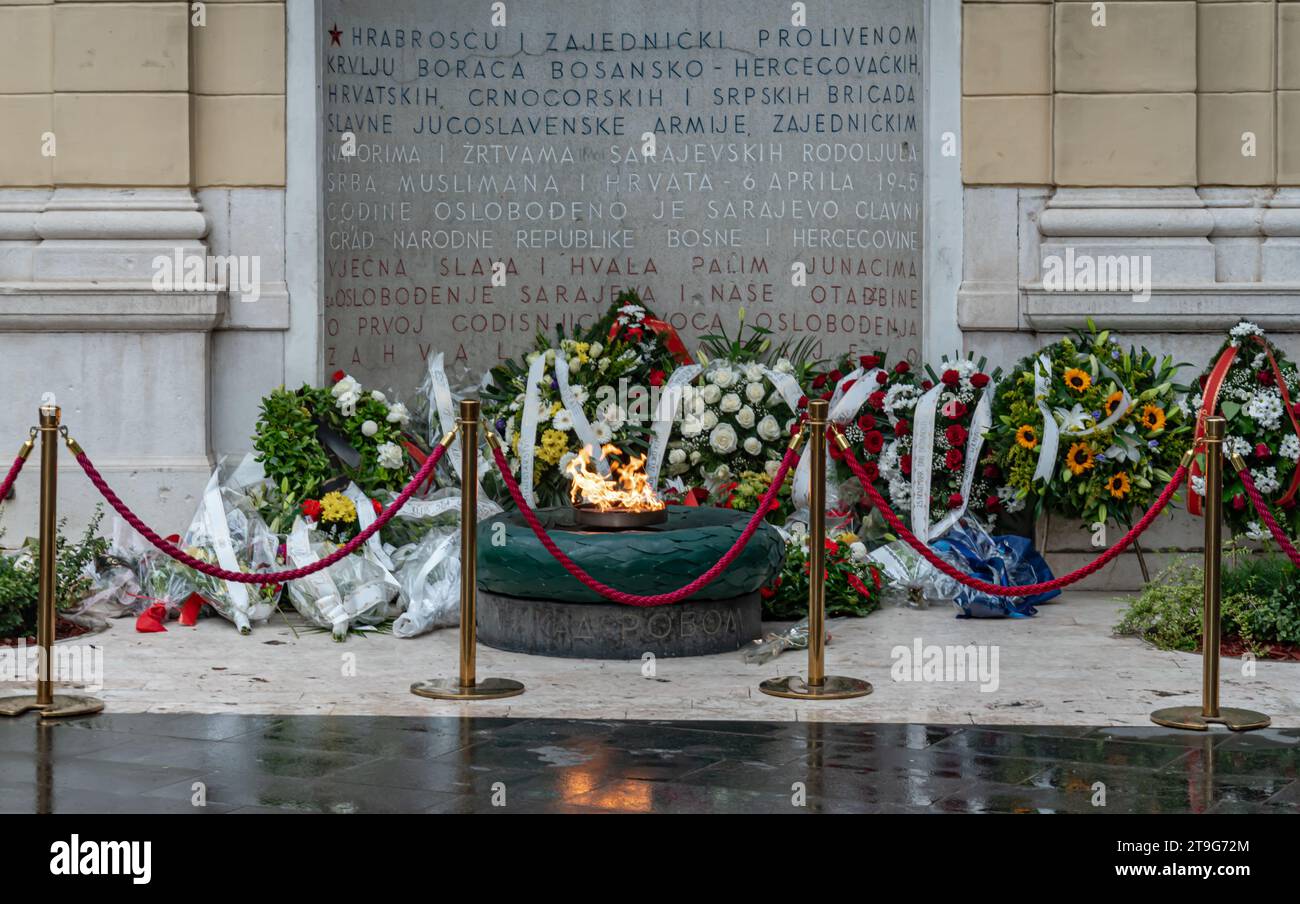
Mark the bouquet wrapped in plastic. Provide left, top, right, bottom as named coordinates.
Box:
left=930, top=516, right=1059, bottom=618
left=283, top=517, right=400, bottom=641
left=867, top=539, right=961, bottom=610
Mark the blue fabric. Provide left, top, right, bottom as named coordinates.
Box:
left=931, top=519, right=1059, bottom=618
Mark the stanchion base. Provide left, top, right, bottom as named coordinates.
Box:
left=759, top=675, right=872, bottom=700
left=0, top=694, right=104, bottom=719
left=410, top=677, right=525, bottom=701
left=1150, top=706, right=1271, bottom=732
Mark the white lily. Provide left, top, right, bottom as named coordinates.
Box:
left=1055, top=403, right=1094, bottom=433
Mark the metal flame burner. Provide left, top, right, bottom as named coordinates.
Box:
left=572, top=503, right=668, bottom=530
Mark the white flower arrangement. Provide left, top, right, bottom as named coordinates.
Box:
left=376, top=441, right=404, bottom=470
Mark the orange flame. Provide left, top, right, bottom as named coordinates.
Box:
left=565, top=444, right=666, bottom=513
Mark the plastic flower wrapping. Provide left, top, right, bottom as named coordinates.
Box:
left=985, top=321, right=1191, bottom=533
left=1190, top=321, right=1300, bottom=540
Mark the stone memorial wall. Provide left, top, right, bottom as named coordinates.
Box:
left=321, top=0, right=924, bottom=388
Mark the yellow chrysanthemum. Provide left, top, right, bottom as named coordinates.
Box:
left=320, top=491, right=357, bottom=524
left=1106, top=471, right=1131, bottom=499
left=1015, top=425, right=1038, bottom=450
left=1140, top=404, right=1166, bottom=432
left=1065, top=442, right=1095, bottom=476
left=536, top=428, right=570, bottom=466
left=1063, top=368, right=1091, bottom=393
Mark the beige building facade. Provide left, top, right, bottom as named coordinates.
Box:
left=0, top=0, right=1292, bottom=586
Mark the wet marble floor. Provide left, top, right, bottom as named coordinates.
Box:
left=1, top=714, right=1297, bottom=813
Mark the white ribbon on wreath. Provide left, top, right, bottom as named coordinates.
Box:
left=908, top=378, right=996, bottom=543
left=792, top=367, right=883, bottom=512
left=425, top=352, right=489, bottom=497
left=1032, top=353, right=1133, bottom=484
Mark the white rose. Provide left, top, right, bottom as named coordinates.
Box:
left=745, top=381, right=766, bottom=404
left=681, top=416, right=703, bottom=437
left=743, top=437, right=762, bottom=456
left=849, top=542, right=868, bottom=562
left=757, top=415, right=781, bottom=441
left=361, top=419, right=379, bottom=437
left=668, top=448, right=687, bottom=465
left=569, top=357, right=582, bottom=372
left=702, top=410, right=719, bottom=429
left=331, top=375, right=358, bottom=398
left=713, top=465, right=732, bottom=481
left=376, top=441, right=404, bottom=470
left=386, top=402, right=411, bottom=426
left=744, top=364, right=764, bottom=382
left=764, top=459, right=781, bottom=479
left=589, top=342, right=603, bottom=358
left=712, top=367, right=736, bottom=388
left=370, top=390, right=386, bottom=403
left=690, top=450, right=701, bottom=464
left=709, top=422, right=738, bottom=454
left=774, top=358, right=795, bottom=375
left=736, top=406, right=756, bottom=429
left=702, top=384, right=722, bottom=405
left=720, top=393, right=742, bottom=414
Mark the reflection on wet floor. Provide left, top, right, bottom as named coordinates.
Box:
left=0, top=714, right=1296, bottom=813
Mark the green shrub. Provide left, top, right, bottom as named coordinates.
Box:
left=1115, top=553, right=1300, bottom=654
left=0, top=505, right=107, bottom=640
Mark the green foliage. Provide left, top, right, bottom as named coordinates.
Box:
left=0, top=505, right=108, bottom=639
left=763, top=533, right=882, bottom=620
left=1115, top=553, right=1300, bottom=654
left=253, top=386, right=333, bottom=502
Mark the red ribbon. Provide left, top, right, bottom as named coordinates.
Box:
left=644, top=317, right=694, bottom=366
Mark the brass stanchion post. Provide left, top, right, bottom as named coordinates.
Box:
left=411, top=399, right=524, bottom=701
left=0, top=405, right=103, bottom=719
left=760, top=400, right=872, bottom=700
left=1152, top=415, right=1268, bottom=731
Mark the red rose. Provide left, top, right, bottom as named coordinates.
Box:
left=760, top=584, right=777, bottom=600
left=864, top=431, right=885, bottom=454
left=1255, top=443, right=1270, bottom=459
left=971, top=373, right=990, bottom=389
left=862, top=461, right=880, bottom=482
left=921, top=380, right=934, bottom=391
left=946, top=424, right=968, bottom=446
left=797, top=395, right=809, bottom=408
left=857, top=414, right=876, bottom=432
left=1258, top=370, right=1275, bottom=386
left=876, top=371, right=889, bottom=384
left=945, top=448, right=964, bottom=470
left=649, top=369, right=665, bottom=387
left=900, top=454, right=912, bottom=476
left=941, top=369, right=961, bottom=386
left=829, top=369, right=843, bottom=383
left=868, top=391, right=886, bottom=411
left=941, top=399, right=968, bottom=420
left=846, top=574, right=872, bottom=599
left=302, top=499, right=323, bottom=520
left=985, top=495, right=1001, bottom=512
left=331, top=370, right=346, bottom=383
left=372, top=499, right=383, bottom=515
left=894, top=361, right=910, bottom=375
left=812, top=374, right=827, bottom=389
left=893, top=419, right=910, bottom=437
left=947, top=492, right=964, bottom=509
left=983, top=464, right=1001, bottom=481
left=825, top=539, right=839, bottom=554
left=1232, top=494, right=1246, bottom=511
left=860, top=354, right=881, bottom=369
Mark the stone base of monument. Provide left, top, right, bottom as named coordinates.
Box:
left=474, top=505, right=783, bottom=659
left=476, top=589, right=762, bottom=659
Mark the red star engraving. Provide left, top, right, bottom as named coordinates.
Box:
left=329, top=24, right=342, bottom=46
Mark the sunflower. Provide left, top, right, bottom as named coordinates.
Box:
left=1140, top=403, right=1166, bottom=432
left=1063, top=368, right=1092, bottom=393
left=1065, top=442, right=1095, bottom=475
left=1104, top=390, right=1124, bottom=417
left=1105, top=471, right=1131, bottom=499
left=1015, top=425, right=1038, bottom=450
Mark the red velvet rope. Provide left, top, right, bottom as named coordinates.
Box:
left=74, top=441, right=450, bottom=584
left=487, top=441, right=802, bottom=607
left=828, top=424, right=1188, bottom=597
left=1237, top=466, right=1300, bottom=570
left=0, top=453, right=27, bottom=506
